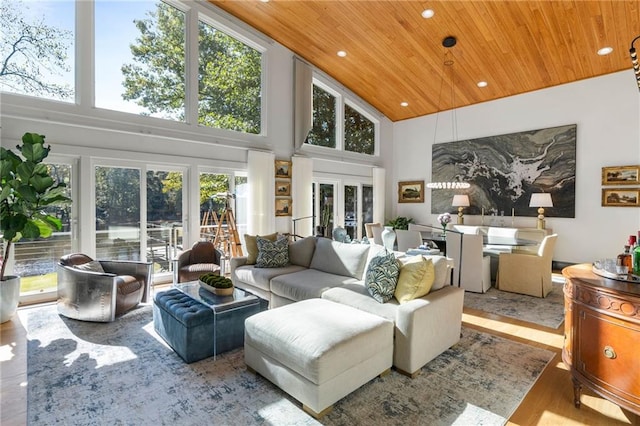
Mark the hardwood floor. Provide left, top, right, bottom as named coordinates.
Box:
left=2, top=289, right=639, bottom=425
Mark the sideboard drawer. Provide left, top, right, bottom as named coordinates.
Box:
left=577, top=307, right=640, bottom=405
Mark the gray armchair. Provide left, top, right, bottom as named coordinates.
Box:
left=172, top=241, right=224, bottom=283
left=57, top=253, right=152, bottom=322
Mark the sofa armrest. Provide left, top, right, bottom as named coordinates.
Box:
left=394, top=285, right=464, bottom=375
left=230, top=256, right=248, bottom=272
left=99, top=260, right=153, bottom=302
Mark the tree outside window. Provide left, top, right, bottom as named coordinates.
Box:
left=345, top=104, right=375, bottom=155
left=306, top=84, right=336, bottom=148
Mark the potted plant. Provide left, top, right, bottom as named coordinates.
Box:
left=385, top=216, right=414, bottom=230
left=199, top=272, right=234, bottom=296
left=0, top=132, right=71, bottom=323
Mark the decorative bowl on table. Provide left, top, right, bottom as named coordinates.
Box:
left=199, top=273, right=234, bottom=296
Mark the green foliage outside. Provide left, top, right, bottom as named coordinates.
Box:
left=121, top=1, right=261, bottom=133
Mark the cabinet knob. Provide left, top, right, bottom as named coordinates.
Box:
left=603, top=346, right=617, bottom=359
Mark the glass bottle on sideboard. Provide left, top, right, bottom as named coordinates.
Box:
left=617, top=245, right=633, bottom=272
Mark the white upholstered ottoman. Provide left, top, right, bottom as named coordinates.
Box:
left=244, top=298, right=393, bottom=418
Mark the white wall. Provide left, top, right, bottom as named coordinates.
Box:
left=392, top=70, right=640, bottom=264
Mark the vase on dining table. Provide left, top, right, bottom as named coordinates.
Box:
left=381, top=226, right=396, bottom=251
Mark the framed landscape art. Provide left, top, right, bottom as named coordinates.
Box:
left=601, top=165, right=640, bottom=185
left=275, top=198, right=292, bottom=216
left=398, top=180, right=424, bottom=203
left=275, top=160, right=292, bottom=178
left=601, top=188, right=640, bottom=207
left=276, top=181, right=291, bottom=196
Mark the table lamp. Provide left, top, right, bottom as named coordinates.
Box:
left=529, top=193, right=553, bottom=229
left=451, top=194, right=470, bottom=224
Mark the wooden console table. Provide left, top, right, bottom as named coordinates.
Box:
left=562, top=264, right=640, bottom=416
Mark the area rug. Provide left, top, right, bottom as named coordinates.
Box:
left=463, top=279, right=565, bottom=329
left=21, top=304, right=554, bottom=426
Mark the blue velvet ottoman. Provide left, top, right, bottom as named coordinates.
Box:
left=153, top=289, right=215, bottom=363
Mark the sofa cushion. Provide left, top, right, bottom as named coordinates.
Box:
left=288, top=236, right=316, bottom=267
left=422, top=255, right=452, bottom=291
left=321, top=284, right=398, bottom=322
left=270, top=269, right=361, bottom=302
left=394, top=255, right=435, bottom=303
left=256, top=236, right=289, bottom=268
left=244, top=233, right=278, bottom=265
left=233, top=264, right=307, bottom=292
left=309, top=238, right=371, bottom=279
left=365, top=250, right=400, bottom=303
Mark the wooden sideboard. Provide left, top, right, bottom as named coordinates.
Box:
left=562, top=264, right=640, bottom=416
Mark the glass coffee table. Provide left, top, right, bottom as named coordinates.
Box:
left=173, top=281, right=268, bottom=356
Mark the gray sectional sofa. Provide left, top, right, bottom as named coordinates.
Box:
left=230, top=236, right=465, bottom=376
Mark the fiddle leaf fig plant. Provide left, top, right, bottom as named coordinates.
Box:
left=0, top=132, right=71, bottom=281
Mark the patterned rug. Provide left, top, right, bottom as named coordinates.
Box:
left=463, top=278, right=565, bottom=329
left=21, top=304, right=554, bottom=426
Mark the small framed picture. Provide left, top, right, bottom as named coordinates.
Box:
left=602, top=165, right=640, bottom=185
left=601, top=188, right=640, bottom=207
left=275, top=160, right=292, bottom=178
left=275, top=198, right=292, bottom=216
left=276, top=181, right=291, bottom=196
left=398, top=180, right=425, bottom=203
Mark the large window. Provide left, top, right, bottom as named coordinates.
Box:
left=0, top=0, right=74, bottom=102
left=345, top=104, right=375, bottom=155
left=3, top=0, right=264, bottom=135
left=306, top=81, right=377, bottom=155
left=198, top=18, right=262, bottom=133
left=95, top=0, right=186, bottom=119
left=306, top=84, right=336, bottom=148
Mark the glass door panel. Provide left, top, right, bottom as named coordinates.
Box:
left=147, top=169, right=183, bottom=281
left=344, top=185, right=357, bottom=240
left=199, top=172, right=230, bottom=253
left=318, top=183, right=334, bottom=238
left=95, top=166, right=141, bottom=260
left=13, top=162, right=73, bottom=302
left=362, top=184, right=374, bottom=238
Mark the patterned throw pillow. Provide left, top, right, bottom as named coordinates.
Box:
left=365, top=250, right=400, bottom=303
left=244, top=233, right=278, bottom=265
left=255, top=236, right=290, bottom=268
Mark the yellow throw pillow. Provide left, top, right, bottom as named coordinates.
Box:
left=244, top=233, right=278, bottom=264
left=394, top=255, right=435, bottom=304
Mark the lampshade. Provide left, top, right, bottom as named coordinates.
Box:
left=451, top=194, right=470, bottom=207
left=529, top=193, right=553, bottom=208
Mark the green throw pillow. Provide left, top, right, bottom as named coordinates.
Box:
left=365, top=250, right=400, bottom=303
left=255, top=236, right=290, bottom=268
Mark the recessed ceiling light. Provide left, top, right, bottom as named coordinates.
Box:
left=259, top=0, right=269, bottom=3
left=477, top=81, right=488, bottom=88
left=421, top=9, right=434, bottom=19
left=337, top=50, right=347, bottom=57
left=597, top=46, right=613, bottom=56
left=400, top=102, right=409, bottom=107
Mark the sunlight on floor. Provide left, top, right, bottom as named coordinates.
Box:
left=0, top=341, right=16, bottom=362
left=454, top=402, right=504, bottom=425
left=462, top=312, right=563, bottom=349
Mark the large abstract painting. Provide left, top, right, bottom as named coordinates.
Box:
left=431, top=124, right=576, bottom=218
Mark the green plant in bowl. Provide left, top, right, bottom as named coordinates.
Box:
left=199, top=273, right=234, bottom=296
left=199, top=273, right=233, bottom=288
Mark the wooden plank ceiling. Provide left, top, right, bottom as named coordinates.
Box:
left=210, top=1, right=640, bottom=122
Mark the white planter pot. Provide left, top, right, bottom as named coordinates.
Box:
left=0, top=276, right=20, bottom=323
